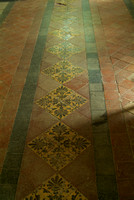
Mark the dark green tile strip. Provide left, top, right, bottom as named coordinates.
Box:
left=0, top=2, right=14, bottom=26
left=0, top=0, right=54, bottom=199
left=123, top=0, right=134, bottom=18
left=82, top=0, right=119, bottom=199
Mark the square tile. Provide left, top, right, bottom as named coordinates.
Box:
left=28, top=122, right=91, bottom=170
left=36, top=86, right=87, bottom=119
left=24, top=174, right=88, bottom=199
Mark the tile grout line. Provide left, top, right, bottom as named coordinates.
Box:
left=0, top=0, right=55, bottom=199
left=82, top=0, right=119, bottom=199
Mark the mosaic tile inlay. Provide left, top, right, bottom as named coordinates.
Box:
left=42, top=60, right=84, bottom=83
left=36, top=85, right=87, bottom=119
left=50, top=26, right=80, bottom=40
left=24, top=174, right=88, bottom=199
left=47, top=42, right=83, bottom=59
left=28, top=122, right=91, bottom=170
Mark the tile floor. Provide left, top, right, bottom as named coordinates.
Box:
left=0, top=0, right=134, bottom=199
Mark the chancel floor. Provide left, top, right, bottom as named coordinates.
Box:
left=0, top=0, right=134, bottom=199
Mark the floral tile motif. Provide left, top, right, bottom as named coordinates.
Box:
left=64, top=93, right=87, bottom=109
left=42, top=60, right=84, bottom=84
left=24, top=174, right=88, bottom=200
left=48, top=102, right=74, bottom=120
left=47, top=42, right=83, bottom=59
left=50, top=26, right=80, bottom=40
left=28, top=122, right=91, bottom=170
left=36, top=86, right=87, bottom=119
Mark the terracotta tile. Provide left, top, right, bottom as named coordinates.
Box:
left=103, top=82, right=117, bottom=90
left=124, top=111, right=134, bottom=127
left=27, top=104, right=58, bottom=138
left=0, top=97, right=5, bottom=113
left=123, top=90, right=134, bottom=101
left=104, top=90, right=119, bottom=100
left=118, top=86, right=127, bottom=96
left=113, top=145, right=133, bottom=162
left=117, top=161, right=134, bottom=179
left=0, top=147, right=7, bottom=169
left=60, top=148, right=97, bottom=199
left=77, top=102, right=91, bottom=119
left=117, top=180, right=134, bottom=199
left=77, top=83, right=90, bottom=99
left=114, top=60, right=129, bottom=69
left=37, top=73, right=60, bottom=92
left=34, top=86, right=48, bottom=101
left=117, top=69, right=132, bottom=78
left=116, top=74, right=126, bottom=84
left=0, top=72, right=12, bottom=86
left=105, top=99, right=121, bottom=111
left=62, top=110, right=92, bottom=140
left=111, top=132, right=131, bottom=149
left=110, top=57, right=118, bottom=65
left=121, top=97, right=130, bottom=108
left=102, top=74, right=115, bottom=83
left=108, top=112, right=127, bottom=133
left=68, top=51, right=87, bottom=69
left=119, top=79, right=134, bottom=89
left=64, top=77, right=87, bottom=91
left=16, top=147, right=55, bottom=200
left=0, top=82, right=9, bottom=97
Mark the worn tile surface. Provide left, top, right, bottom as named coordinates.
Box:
left=0, top=0, right=134, bottom=199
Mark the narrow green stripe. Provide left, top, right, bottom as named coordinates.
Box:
left=82, top=0, right=119, bottom=199
left=0, top=2, right=14, bottom=26
left=0, top=0, right=54, bottom=199
left=123, top=0, right=134, bottom=18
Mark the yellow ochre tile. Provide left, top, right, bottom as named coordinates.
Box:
left=24, top=174, right=88, bottom=199
left=28, top=122, right=91, bottom=171
left=42, top=60, right=84, bottom=84
left=35, top=86, right=87, bottom=119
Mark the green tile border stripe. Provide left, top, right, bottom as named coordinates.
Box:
left=82, top=0, right=119, bottom=199
left=0, top=0, right=54, bottom=199
left=0, top=2, right=14, bottom=26
left=123, top=0, right=134, bottom=18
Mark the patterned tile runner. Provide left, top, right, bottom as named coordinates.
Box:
left=0, top=0, right=120, bottom=199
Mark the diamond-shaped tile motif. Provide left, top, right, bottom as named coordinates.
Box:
left=42, top=60, right=84, bottom=84
left=36, top=86, right=87, bottom=119
left=50, top=26, right=80, bottom=40
left=47, top=42, right=83, bottom=59
left=28, top=122, right=91, bottom=170
left=24, top=174, right=88, bottom=199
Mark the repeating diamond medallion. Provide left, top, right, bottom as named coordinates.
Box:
left=47, top=42, right=83, bottom=59
left=42, top=60, right=84, bottom=84
left=28, top=122, right=91, bottom=171
left=36, top=86, right=87, bottom=119
left=50, top=26, right=80, bottom=40
left=24, top=174, right=88, bottom=199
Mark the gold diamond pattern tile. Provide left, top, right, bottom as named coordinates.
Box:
left=36, top=86, right=87, bottom=119
left=52, top=72, right=74, bottom=84
left=42, top=60, right=84, bottom=84
left=47, top=42, right=83, bottom=59
left=64, top=93, right=87, bottom=109
left=24, top=174, right=88, bottom=199
left=28, top=122, right=91, bottom=170
left=48, top=101, right=74, bottom=119
left=50, top=26, right=80, bottom=40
